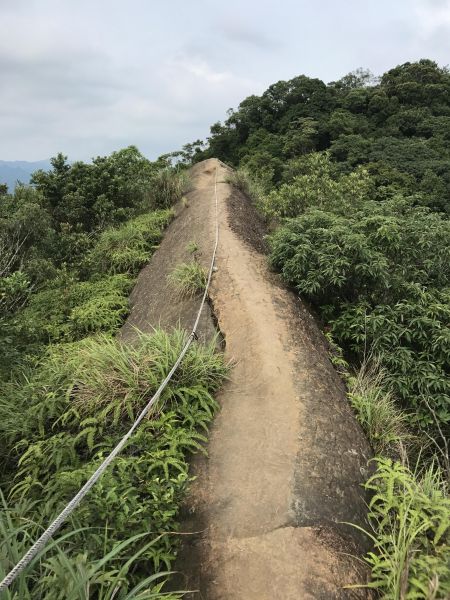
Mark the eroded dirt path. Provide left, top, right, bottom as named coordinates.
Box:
left=175, top=160, right=371, bottom=599
left=124, top=158, right=372, bottom=598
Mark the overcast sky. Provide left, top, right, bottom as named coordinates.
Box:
left=1, top=0, right=449, bottom=161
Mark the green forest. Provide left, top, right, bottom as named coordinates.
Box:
left=1, top=59, right=449, bottom=598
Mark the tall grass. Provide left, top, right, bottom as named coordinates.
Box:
left=226, top=169, right=268, bottom=215
left=0, top=492, right=183, bottom=599
left=70, top=329, right=226, bottom=419
left=168, top=262, right=207, bottom=297
left=350, top=459, right=450, bottom=599
left=347, top=360, right=418, bottom=460
left=0, top=329, right=227, bottom=598
left=148, top=170, right=190, bottom=210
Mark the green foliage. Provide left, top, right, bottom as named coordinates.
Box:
left=0, top=147, right=212, bottom=596
left=200, top=59, right=450, bottom=210
left=0, top=271, right=30, bottom=313
left=0, top=330, right=227, bottom=597
left=265, top=153, right=373, bottom=217
left=16, top=274, right=134, bottom=343
left=283, top=117, right=320, bottom=156
left=270, top=199, right=450, bottom=302
left=354, top=458, right=450, bottom=599
left=0, top=185, right=54, bottom=284
left=69, top=285, right=131, bottom=336
left=87, top=210, right=173, bottom=275
left=0, top=492, right=182, bottom=599
left=168, top=262, right=207, bottom=297
left=31, top=147, right=160, bottom=232
left=0, top=147, right=176, bottom=371
left=269, top=196, right=450, bottom=433
left=332, top=287, right=450, bottom=429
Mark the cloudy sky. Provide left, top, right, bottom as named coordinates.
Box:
left=1, top=0, right=449, bottom=161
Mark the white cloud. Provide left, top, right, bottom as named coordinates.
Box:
left=182, top=60, right=229, bottom=84
left=414, top=0, right=450, bottom=36
left=0, top=0, right=449, bottom=160
left=218, top=20, right=280, bottom=50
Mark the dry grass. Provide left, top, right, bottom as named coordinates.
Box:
left=348, top=359, right=419, bottom=459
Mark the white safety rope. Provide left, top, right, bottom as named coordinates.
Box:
left=0, top=166, right=220, bottom=593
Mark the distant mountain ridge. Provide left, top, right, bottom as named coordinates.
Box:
left=0, top=159, right=52, bottom=191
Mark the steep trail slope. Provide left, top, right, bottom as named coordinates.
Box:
left=124, top=159, right=372, bottom=598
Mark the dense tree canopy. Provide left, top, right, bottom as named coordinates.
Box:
left=197, top=59, right=450, bottom=214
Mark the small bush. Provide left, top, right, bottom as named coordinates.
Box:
left=186, top=240, right=198, bottom=254
left=17, top=274, right=134, bottom=343
left=168, top=262, right=207, bottom=297
left=87, top=210, right=173, bottom=275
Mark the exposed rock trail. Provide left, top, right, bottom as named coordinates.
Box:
left=123, top=158, right=372, bottom=598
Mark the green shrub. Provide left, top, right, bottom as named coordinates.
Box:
left=269, top=201, right=450, bottom=433
left=270, top=208, right=390, bottom=307
left=87, top=210, right=173, bottom=275
left=270, top=201, right=450, bottom=310
left=332, top=287, right=450, bottom=429
left=353, top=458, right=450, bottom=599
left=265, top=152, right=372, bottom=218
left=69, top=290, right=130, bottom=335
left=17, top=274, right=134, bottom=343
left=168, top=262, right=207, bottom=297
left=0, top=152, right=197, bottom=596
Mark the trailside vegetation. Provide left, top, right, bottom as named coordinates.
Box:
left=195, top=60, right=450, bottom=597
left=0, top=147, right=228, bottom=598
left=0, top=331, right=226, bottom=599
